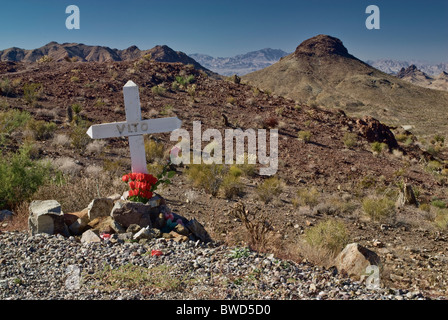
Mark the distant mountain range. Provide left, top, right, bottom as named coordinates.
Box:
left=189, top=49, right=290, bottom=76
left=366, top=59, right=448, bottom=76
left=0, top=42, right=212, bottom=74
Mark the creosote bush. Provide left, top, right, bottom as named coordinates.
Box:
left=304, top=219, right=349, bottom=255
left=362, top=196, right=396, bottom=222
left=256, top=176, right=283, bottom=204
left=293, top=187, right=320, bottom=208
left=298, top=130, right=312, bottom=143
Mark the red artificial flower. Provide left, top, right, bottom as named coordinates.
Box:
left=137, top=173, right=145, bottom=181
left=140, top=182, right=148, bottom=191
left=122, top=174, right=129, bottom=182
left=129, top=181, right=135, bottom=189
left=151, top=250, right=163, bottom=256
left=130, top=172, right=137, bottom=181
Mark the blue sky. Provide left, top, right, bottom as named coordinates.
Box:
left=0, top=0, right=446, bottom=62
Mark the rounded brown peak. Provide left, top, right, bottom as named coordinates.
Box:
left=294, top=34, right=351, bottom=58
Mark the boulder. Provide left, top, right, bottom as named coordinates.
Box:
left=28, top=200, right=68, bottom=236
left=396, top=183, right=418, bottom=208
left=356, top=116, right=399, bottom=150
left=334, top=243, right=381, bottom=280
left=185, top=218, right=212, bottom=243
left=81, top=229, right=101, bottom=244
left=87, top=198, right=114, bottom=221
left=111, top=200, right=157, bottom=229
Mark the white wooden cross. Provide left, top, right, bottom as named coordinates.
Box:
left=86, top=80, right=182, bottom=174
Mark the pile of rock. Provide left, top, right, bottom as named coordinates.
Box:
left=28, top=194, right=211, bottom=244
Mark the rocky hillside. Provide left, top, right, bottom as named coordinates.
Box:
left=1, top=56, right=448, bottom=298
left=397, top=65, right=448, bottom=92
left=242, top=35, right=448, bottom=137
left=190, top=48, right=289, bottom=76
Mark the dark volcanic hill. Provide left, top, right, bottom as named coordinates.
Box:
left=243, top=34, right=448, bottom=137
left=0, top=42, right=212, bottom=74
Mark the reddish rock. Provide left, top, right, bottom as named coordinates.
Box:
left=356, top=116, right=399, bottom=150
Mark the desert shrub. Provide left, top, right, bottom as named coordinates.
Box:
left=52, top=134, right=70, bottom=147
left=256, top=176, right=283, bottom=204
left=343, top=132, right=358, bottom=148
left=186, top=163, right=225, bottom=196
left=93, top=98, right=106, bottom=108
left=226, top=96, right=236, bottom=105
left=160, top=104, right=173, bottom=116
left=0, top=109, right=32, bottom=136
left=23, top=83, right=43, bottom=104
left=187, top=85, right=197, bottom=99
left=371, top=141, right=388, bottom=153
left=221, top=174, right=244, bottom=199
left=230, top=202, right=272, bottom=251
left=419, top=203, right=431, bottom=212
left=362, top=196, right=396, bottom=222
left=37, top=55, right=53, bottom=64
left=86, top=140, right=106, bottom=155
left=54, top=157, right=82, bottom=176
left=151, top=85, right=166, bottom=96
left=174, top=75, right=195, bottom=90
left=145, top=139, right=165, bottom=163
left=395, top=133, right=408, bottom=143
left=69, top=121, right=91, bottom=152
left=70, top=76, right=80, bottom=83
left=304, top=219, right=349, bottom=255
left=229, top=165, right=243, bottom=178
left=27, top=120, right=57, bottom=140
left=430, top=199, right=446, bottom=209
left=297, top=130, right=312, bottom=143
left=434, top=208, right=448, bottom=230
left=294, top=187, right=320, bottom=208
left=426, top=160, right=443, bottom=174
left=236, top=153, right=257, bottom=177
left=0, top=144, right=52, bottom=209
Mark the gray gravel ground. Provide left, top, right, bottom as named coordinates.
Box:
left=0, top=231, right=426, bottom=300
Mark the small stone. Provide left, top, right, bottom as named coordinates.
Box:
left=0, top=210, right=13, bottom=222
left=109, top=220, right=126, bottom=234
left=81, top=229, right=101, bottom=244
left=334, top=243, right=381, bottom=281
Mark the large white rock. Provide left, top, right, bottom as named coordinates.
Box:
left=28, top=200, right=66, bottom=236
left=334, top=243, right=381, bottom=281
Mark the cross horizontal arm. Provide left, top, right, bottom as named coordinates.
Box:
left=86, top=117, right=182, bottom=139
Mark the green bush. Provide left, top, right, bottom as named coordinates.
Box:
left=256, top=176, right=283, bottom=203
left=0, top=145, right=51, bottom=209
left=69, top=122, right=91, bottom=152
left=186, top=163, right=225, bottom=196
left=304, top=219, right=349, bottom=254
left=371, top=142, right=388, bottom=153
left=23, top=83, right=43, bottom=104
left=431, top=199, right=446, bottom=209
left=151, top=85, right=166, bottom=96
left=362, top=196, right=395, bottom=222
left=298, top=130, right=312, bottom=143
left=27, top=120, right=57, bottom=140
left=294, top=187, right=320, bottom=208
left=221, top=174, right=244, bottom=199
left=343, top=132, right=358, bottom=148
